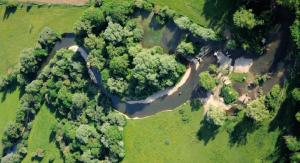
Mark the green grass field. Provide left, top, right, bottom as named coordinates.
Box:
left=150, top=0, right=237, bottom=28
left=0, top=90, right=20, bottom=155
left=0, top=5, right=86, bottom=75
left=123, top=102, right=280, bottom=163
left=23, top=106, right=62, bottom=163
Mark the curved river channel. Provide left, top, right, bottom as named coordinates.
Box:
left=50, top=33, right=216, bottom=118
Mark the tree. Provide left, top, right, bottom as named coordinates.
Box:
left=76, top=125, right=100, bottom=144
left=19, top=48, right=47, bottom=75
left=72, top=93, right=88, bottom=110
left=104, top=22, right=128, bottom=45
left=176, top=41, right=195, bottom=56
left=100, top=123, right=124, bottom=160
left=38, top=27, right=60, bottom=51
left=106, top=77, right=129, bottom=95
left=233, top=8, right=263, bottom=29
left=220, top=85, right=239, bottom=104
left=107, top=112, right=126, bottom=127
left=199, top=71, right=217, bottom=91
left=205, top=105, right=226, bottom=126
left=292, top=88, right=300, bottom=102
left=87, top=49, right=106, bottom=71
left=84, top=34, right=105, bottom=51
left=81, top=7, right=106, bottom=31
left=109, top=54, right=129, bottom=77
left=245, top=97, right=269, bottom=122
left=131, top=48, right=185, bottom=97
left=284, top=136, right=300, bottom=152
left=291, top=19, right=300, bottom=48
left=102, top=0, right=133, bottom=24
left=265, top=84, right=284, bottom=111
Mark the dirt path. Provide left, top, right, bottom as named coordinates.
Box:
left=17, top=0, right=88, bottom=5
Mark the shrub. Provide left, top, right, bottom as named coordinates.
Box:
left=220, top=85, right=239, bottom=104
left=229, top=72, right=247, bottom=83
left=189, top=23, right=218, bottom=41
left=205, top=105, right=226, bottom=126
left=208, top=64, right=217, bottom=74
left=174, top=16, right=191, bottom=30
left=176, top=41, right=195, bottom=56
left=133, top=0, right=154, bottom=12
left=199, top=71, right=217, bottom=91
left=226, top=39, right=237, bottom=50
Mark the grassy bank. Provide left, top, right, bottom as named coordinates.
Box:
left=0, top=90, right=20, bottom=155
left=0, top=5, right=85, bottom=75
left=23, top=106, right=62, bottom=163
left=123, top=102, right=280, bottom=163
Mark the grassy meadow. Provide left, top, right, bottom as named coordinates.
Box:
left=0, top=5, right=86, bottom=75
left=22, top=106, right=62, bottom=163
left=150, top=0, right=237, bottom=28
left=123, top=102, right=281, bottom=163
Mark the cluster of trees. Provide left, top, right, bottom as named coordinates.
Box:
left=1, top=47, right=127, bottom=162
left=74, top=1, right=186, bottom=99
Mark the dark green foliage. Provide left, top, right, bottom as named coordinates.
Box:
left=220, top=85, right=239, bottom=104
left=199, top=71, right=217, bottom=91
left=87, top=49, right=106, bottom=71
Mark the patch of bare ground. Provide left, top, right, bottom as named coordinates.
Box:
left=17, top=0, right=88, bottom=5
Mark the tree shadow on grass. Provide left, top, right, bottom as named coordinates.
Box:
left=2, top=5, right=17, bottom=20
left=229, top=116, right=257, bottom=146
left=202, top=0, right=239, bottom=28
left=1, top=81, right=19, bottom=102
left=197, top=120, right=219, bottom=145
left=266, top=132, right=290, bottom=162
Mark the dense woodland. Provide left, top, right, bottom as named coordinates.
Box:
left=0, top=0, right=299, bottom=162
